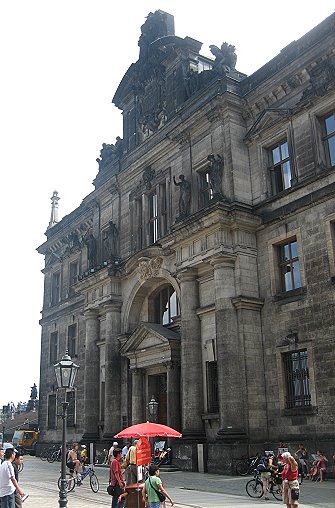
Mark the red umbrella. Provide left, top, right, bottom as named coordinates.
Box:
left=114, top=421, right=182, bottom=439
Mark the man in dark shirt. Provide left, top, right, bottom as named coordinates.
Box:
left=13, top=452, right=25, bottom=508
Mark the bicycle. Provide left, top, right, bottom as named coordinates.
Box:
left=48, top=446, right=62, bottom=463
left=246, top=469, right=282, bottom=501
left=57, top=464, right=99, bottom=493
left=236, top=453, right=260, bottom=476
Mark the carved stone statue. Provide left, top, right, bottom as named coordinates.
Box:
left=30, top=383, right=38, bottom=400
left=96, top=138, right=123, bottom=170
left=173, top=174, right=191, bottom=218
left=138, top=11, right=169, bottom=60
left=84, top=232, right=97, bottom=269
left=105, top=220, right=119, bottom=260
left=209, top=42, right=237, bottom=74
left=207, top=154, right=224, bottom=198
left=143, top=166, right=156, bottom=190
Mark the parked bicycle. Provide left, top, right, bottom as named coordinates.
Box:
left=246, top=469, right=282, bottom=501
left=47, top=446, right=62, bottom=463
left=236, top=453, right=260, bottom=476
left=57, top=464, right=99, bottom=493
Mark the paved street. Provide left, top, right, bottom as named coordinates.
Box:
left=17, top=456, right=335, bottom=508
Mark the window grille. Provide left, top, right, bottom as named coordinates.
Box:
left=206, top=361, right=219, bottom=413
left=283, top=350, right=311, bottom=409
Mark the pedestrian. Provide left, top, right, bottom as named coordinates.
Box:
left=0, top=447, right=4, bottom=464
left=12, top=452, right=28, bottom=508
left=80, top=445, right=88, bottom=468
left=125, top=440, right=138, bottom=485
left=281, top=451, right=299, bottom=508
left=66, top=442, right=82, bottom=484
left=257, top=451, right=275, bottom=500
left=315, top=450, right=328, bottom=482
left=142, top=464, right=174, bottom=508
left=110, top=448, right=125, bottom=508
left=122, top=442, right=130, bottom=460
left=108, top=441, right=119, bottom=464
left=0, top=448, right=25, bottom=508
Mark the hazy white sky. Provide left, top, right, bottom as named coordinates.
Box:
left=0, top=1, right=334, bottom=408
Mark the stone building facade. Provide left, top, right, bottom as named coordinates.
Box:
left=37, top=11, right=335, bottom=473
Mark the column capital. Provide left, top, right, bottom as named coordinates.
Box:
left=210, top=254, right=236, bottom=270
left=164, top=360, right=181, bottom=370
left=177, top=267, right=197, bottom=282
left=231, top=296, right=264, bottom=311
left=102, top=301, right=122, bottom=315
left=83, top=308, right=99, bottom=320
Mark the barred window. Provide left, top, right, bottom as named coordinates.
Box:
left=49, top=331, right=58, bottom=365
left=322, top=111, right=335, bottom=168
left=269, top=140, right=292, bottom=194
left=206, top=361, right=219, bottom=413
left=47, top=394, right=57, bottom=429
left=69, top=261, right=79, bottom=287
left=283, top=350, right=311, bottom=409
left=278, top=239, right=302, bottom=292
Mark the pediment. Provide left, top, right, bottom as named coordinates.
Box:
left=245, top=108, right=291, bottom=141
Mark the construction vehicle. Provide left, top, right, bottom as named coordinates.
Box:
left=12, top=425, right=39, bottom=455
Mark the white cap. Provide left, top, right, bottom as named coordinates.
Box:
left=113, top=441, right=118, bottom=446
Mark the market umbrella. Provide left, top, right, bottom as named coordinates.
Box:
left=114, top=421, right=182, bottom=439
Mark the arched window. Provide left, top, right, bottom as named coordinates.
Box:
left=154, top=286, right=179, bottom=325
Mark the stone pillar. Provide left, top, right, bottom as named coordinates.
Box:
left=103, top=302, right=122, bottom=439
left=131, top=369, right=144, bottom=424
left=166, top=361, right=181, bottom=431
left=210, top=255, right=246, bottom=440
left=178, top=268, right=205, bottom=440
left=82, top=309, right=100, bottom=441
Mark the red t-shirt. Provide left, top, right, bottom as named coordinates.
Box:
left=110, top=458, right=124, bottom=486
left=282, top=463, right=298, bottom=481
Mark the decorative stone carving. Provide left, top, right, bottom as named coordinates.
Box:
left=96, top=137, right=123, bottom=170
left=209, top=42, right=237, bottom=74
left=138, top=257, right=163, bottom=280
left=298, top=56, right=335, bottom=106
left=102, top=220, right=119, bottom=261
left=173, top=174, right=191, bottom=219
left=138, top=11, right=169, bottom=60
left=83, top=231, right=97, bottom=269
left=142, top=166, right=156, bottom=190
left=207, top=154, right=224, bottom=199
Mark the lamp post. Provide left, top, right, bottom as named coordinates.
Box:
left=147, top=396, right=159, bottom=423
left=54, top=351, right=79, bottom=508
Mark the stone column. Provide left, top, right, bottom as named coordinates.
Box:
left=103, top=302, right=122, bottom=439
left=131, top=369, right=144, bottom=424
left=82, top=309, right=100, bottom=441
left=166, top=361, right=181, bottom=431
left=210, top=255, right=246, bottom=440
left=178, top=268, right=205, bottom=440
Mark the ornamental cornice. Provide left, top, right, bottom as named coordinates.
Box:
left=231, top=295, right=264, bottom=311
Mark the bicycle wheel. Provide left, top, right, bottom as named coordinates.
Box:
left=40, top=448, right=49, bottom=461
left=47, top=451, right=57, bottom=463
left=246, top=479, right=263, bottom=498
left=236, top=460, right=249, bottom=476
left=271, top=484, right=282, bottom=501
left=90, top=473, right=99, bottom=493
left=58, top=474, right=75, bottom=493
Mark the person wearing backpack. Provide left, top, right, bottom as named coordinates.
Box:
left=257, top=451, right=275, bottom=500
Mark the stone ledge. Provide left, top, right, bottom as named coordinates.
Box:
left=281, top=405, right=318, bottom=416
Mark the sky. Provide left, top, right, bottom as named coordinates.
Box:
left=0, top=0, right=334, bottom=409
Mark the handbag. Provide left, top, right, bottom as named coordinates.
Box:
left=107, top=484, right=117, bottom=496
left=290, top=487, right=299, bottom=500
left=148, top=476, right=166, bottom=502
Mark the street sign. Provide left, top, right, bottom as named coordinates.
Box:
left=136, top=437, right=151, bottom=466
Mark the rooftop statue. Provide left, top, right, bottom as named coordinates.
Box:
left=138, top=11, right=170, bottom=60
left=209, top=42, right=237, bottom=74
left=96, top=137, right=123, bottom=170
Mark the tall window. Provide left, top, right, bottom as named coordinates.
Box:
left=206, top=361, right=219, bottom=413
left=269, top=140, right=292, bottom=194
left=283, top=350, right=311, bottom=409
left=66, top=391, right=76, bottom=427
left=322, top=112, right=335, bottom=168
left=154, top=286, right=179, bottom=325
left=49, top=331, right=58, bottom=365
left=47, top=394, right=56, bottom=429
left=136, top=199, right=143, bottom=250
left=278, top=239, right=302, bottom=292
left=149, top=192, right=158, bottom=244
left=69, top=261, right=79, bottom=287
left=199, top=171, right=212, bottom=208
left=51, top=272, right=60, bottom=305
left=160, top=184, right=167, bottom=236
left=67, top=324, right=77, bottom=358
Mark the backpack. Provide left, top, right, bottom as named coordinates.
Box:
left=257, top=456, right=269, bottom=472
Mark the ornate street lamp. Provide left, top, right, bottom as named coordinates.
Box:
left=147, top=396, right=159, bottom=423
left=54, top=351, right=79, bottom=508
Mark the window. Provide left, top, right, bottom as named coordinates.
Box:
left=154, top=286, right=179, bottom=325
left=206, top=361, right=219, bottom=413
left=269, top=140, right=292, bottom=194
left=160, top=184, right=167, bottom=236
left=149, top=192, right=158, bottom=244
left=67, top=324, right=77, bottom=358
left=49, top=331, right=58, bottom=365
left=47, top=394, right=56, bottom=429
left=199, top=171, right=212, bottom=208
left=283, top=350, right=311, bottom=409
left=66, top=391, right=76, bottom=427
left=51, top=271, right=60, bottom=305
left=278, top=239, right=302, bottom=292
left=69, top=261, right=79, bottom=287
left=136, top=199, right=143, bottom=250
left=322, top=112, right=335, bottom=168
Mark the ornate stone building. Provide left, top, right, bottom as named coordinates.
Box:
left=37, top=11, right=335, bottom=472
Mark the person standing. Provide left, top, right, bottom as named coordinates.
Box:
left=0, top=447, right=4, bottom=464
left=110, top=448, right=125, bottom=508
left=281, top=451, right=299, bottom=508
left=12, top=453, right=26, bottom=508
left=142, top=464, right=174, bottom=508
left=0, top=448, right=25, bottom=508
left=108, top=441, right=119, bottom=464
left=125, top=440, right=138, bottom=485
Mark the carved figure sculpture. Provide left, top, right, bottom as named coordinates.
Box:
left=106, top=220, right=119, bottom=259
left=84, top=232, right=97, bottom=269
left=96, top=138, right=123, bottom=170
left=173, top=174, right=191, bottom=217
left=30, top=383, right=38, bottom=400
left=207, top=154, right=224, bottom=198
left=209, top=42, right=237, bottom=74
left=138, top=11, right=168, bottom=60
left=143, top=166, right=156, bottom=190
